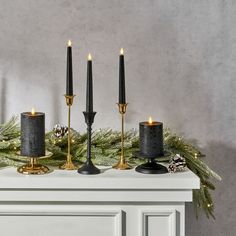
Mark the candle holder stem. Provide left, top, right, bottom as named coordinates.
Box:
left=113, top=103, right=132, bottom=170
left=77, top=111, right=100, bottom=175
left=59, top=95, right=76, bottom=170
left=121, top=112, right=125, bottom=160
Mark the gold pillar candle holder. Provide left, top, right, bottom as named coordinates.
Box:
left=59, top=95, right=77, bottom=170
left=112, top=103, right=132, bottom=170
left=17, top=151, right=53, bottom=175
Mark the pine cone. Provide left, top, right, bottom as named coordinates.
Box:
left=168, top=154, right=186, bottom=173
left=168, top=163, right=177, bottom=173
left=53, top=124, right=68, bottom=138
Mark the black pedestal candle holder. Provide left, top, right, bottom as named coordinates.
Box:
left=135, top=155, right=168, bottom=174
left=134, top=120, right=168, bottom=174
left=77, top=111, right=100, bottom=175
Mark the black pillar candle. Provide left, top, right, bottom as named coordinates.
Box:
left=139, top=118, right=164, bottom=158
left=21, top=110, right=45, bottom=157
left=66, top=40, right=73, bottom=96
left=119, top=48, right=126, bottom=104
left=86, top=53, right=93, bottom=112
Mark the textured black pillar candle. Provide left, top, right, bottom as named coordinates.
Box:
left=86, top=54, right=93, bottom=112
left=66, top=40, right=73, bottom=96
left=139, top=120, right=164, bottom=158
left=119, top=48, right=126, bottom=104
left=21, top=111, right=45, bottom=157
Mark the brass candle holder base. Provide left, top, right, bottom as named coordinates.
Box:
left=59, top=154, right=77, bottom=170
left=17, top=160, right=50, bottom=175
left=17, top=151, right=53, bottom=175
left=112, top=156, right=132, bottom=170
left=112, top=103, right=132, bottom=170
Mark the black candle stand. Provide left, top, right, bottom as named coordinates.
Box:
left=134, top=152, right=168, bottom=174
left=77, top=111, right=100, bottom=175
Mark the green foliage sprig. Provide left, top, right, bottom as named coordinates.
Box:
left=0, top=117, right=221, bottom=219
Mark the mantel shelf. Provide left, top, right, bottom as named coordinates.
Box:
left=0, top=166, right=199, bottom=190
left=0, top=166, right=199, bottom=236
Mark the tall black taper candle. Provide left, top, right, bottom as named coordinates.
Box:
left=86, top=53, right=93, bottom=112
left=119, top=48, right=126, bottom=104
left=66, top=40, right=73, bottom=96
left=21, top=109, right=45, bottom=157
left=60, top=41, right=76, bottom=170
left=78, top=53, right=100, bottom=175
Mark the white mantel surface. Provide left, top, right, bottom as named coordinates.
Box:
left=0, top=166, right=200, bottom=236
left=0, top=166, right=199, bottom=189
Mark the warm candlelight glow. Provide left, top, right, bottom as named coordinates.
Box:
left=67, top=40, right=72, bottom=47
left=148, top=117, right=153, bottom=124
left=31, top=108, right=35, bottom=115
left=120, top=48, right=124, bottom=55
left=88, top=53, right=92, bottom=61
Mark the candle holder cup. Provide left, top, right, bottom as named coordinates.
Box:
left=59, top=94, right=77, bottom=170
left=112, top=103, right=132, bottom=170
left=17, top=151, right=53, bottom=175
left=77, top=111, right=100, bottom=175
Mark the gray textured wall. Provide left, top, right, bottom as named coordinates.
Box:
left=0, top=0, right=235, bottom=235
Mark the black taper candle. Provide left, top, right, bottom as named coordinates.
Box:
left=139, top=120, right=164, bottom=158
left=21, top=111, right=45, bottom=157
left=78, top=53, right=100, bottom=175
left=119, top=48, right=126, bottom=104
left=66, top=40, right=73, bottom=96
left=86, top=53, right=93, bottom=112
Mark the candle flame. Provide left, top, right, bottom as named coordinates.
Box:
left=88, top=53, right=92, bottom=61
left=67, top=40, right=72, bottom=47
left=31, top=108, right=35, bottom=115
left=120, top=48, right=124, bottom=55
left=148, top=117, right=153, bottom=124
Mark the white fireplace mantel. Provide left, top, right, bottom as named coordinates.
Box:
left=0, top=166, right=199, bottom=236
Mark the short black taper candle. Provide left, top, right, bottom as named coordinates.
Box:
left=21, top=110, right=45, bottom=157
left=139, top=117, right=164, bottom=158
left=66, top=40, right=73, bottom=96
left=119, top=48, right=126, bottom=104
left=86, top=53, right=93, bottom=112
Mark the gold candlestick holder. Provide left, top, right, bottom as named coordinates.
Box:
left=59, top=95, right=77, bottom=170
left=112, top=103, right=132, bottom=170
left=17, top=151, right=53, bottom=175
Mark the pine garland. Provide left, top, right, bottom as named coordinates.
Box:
left=0, top=117, right=221, bottom=219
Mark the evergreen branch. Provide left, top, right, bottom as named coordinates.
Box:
left=0, top=116, right=20, bottom=140
left=0, top=117, right=221, bottom=220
